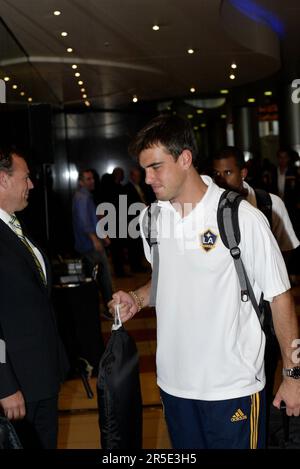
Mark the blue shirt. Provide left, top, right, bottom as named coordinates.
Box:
left=72, top=187, right=98, bottom=254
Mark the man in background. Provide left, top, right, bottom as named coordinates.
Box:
left=213, top=146, right=299, bottom=440
left=72, top=169, right=113, bottom=315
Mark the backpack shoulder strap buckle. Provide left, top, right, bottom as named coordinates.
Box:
left=230, top=246, right=241, bottom=259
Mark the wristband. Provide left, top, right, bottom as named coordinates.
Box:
left=128, top=290, right=144, bottom=312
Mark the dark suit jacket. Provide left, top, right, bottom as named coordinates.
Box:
left=0, top=219, right=68, bottom=403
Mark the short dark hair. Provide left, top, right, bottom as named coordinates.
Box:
left=128, top=114, right=199, bottom=164
left=214, top=146, right=245, bottom=170
left=0, top=147, right=24, bottom=175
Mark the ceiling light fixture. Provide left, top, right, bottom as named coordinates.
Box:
left=132, top=95, right=138, bottom=103
left=190, top=87, right=196, bottom=93
left=85, top=100, right=91, bottom=107
left=12, top=84, right=18, bottom=89
left=231, top=62, right=237, bottom=69
left=221, top=114, right=227, bottom=119
left=229, top=74, right=235, bottom=80
left=188, top=49, right=194, bottom=54
left=28, top=97, right=32, bottom=102
left=78, top=80, right=84, bottom=85
left=248, top=98, right=256, bottom=103
left=61, top=32, right=68, bottom=37
left=82, top=94, right=87, bottom=99
left=220, top=89, right=229, bottom=94
left=264, top=90, right=272, bottom=96
left=201, top=123, right=206, bottom=128
left=53, top=10, right=61, bottom=16
left=4, top=76, right=10, bottom=82
left=196, top=109, right=203, bottom=114
left=80, top=88, right=85, bottom=92
left=75, top=72, right=80, bottom=77
left=187, top=114, right=194, bottom=119
left=72, top=64, right=77, bottom=69
left=20, top=91, right=25, bottom=96
left=152, top=25, right=160, bottom=31
left=67, top=48, right=73, bottom=53
left=193, top=126, right=199, bottom=131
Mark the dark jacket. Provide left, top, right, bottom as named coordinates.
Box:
left=0, top=220, right=68, bottom=403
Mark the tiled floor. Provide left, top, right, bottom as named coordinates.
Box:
left=57, top=271, right=300, bottom=449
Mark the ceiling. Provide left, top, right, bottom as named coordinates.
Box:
left=0, top=0, right=299, bottom=110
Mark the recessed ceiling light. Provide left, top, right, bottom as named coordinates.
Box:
left=193, top=126, right=199, bottom=130
left=12, top=84, right=18, bottom=89
left=264, top=91, right=272, bottom=96
left=187, top=114, right=194, bottom=119
left=28, top=97, right=33, bottom=102
left=229, top=74, right=235, bottom=80
left=196, top=109, right=203, bottom=114
left=201, top=123, right=206, bottom=128
left=75, top=72, right=80, bottom=77
left=72, top=64, right=77, bottom=69
left=132, top=95, right=138, bottom=103
left=188, top=49, right=194, bottom=54
left=220, top=89, right=229, bottom=94
left=152, top=25, right=160, bottom=31
left=221, top=114, right=227, bottom=119
left=248, top=98, right=256, bottom=103
left=82, top=94, right=87, bottom=99
left=84, top=100, right=91, bottom=107
left=231, top=62, right=237, bottom=69
left=20, top=91, right=25, bottom=96
left=4, top=76, right=10, bottom=82
left=53, top=10, right=61, bottom=16
left=61, top=32, right=68, bottom=37
left=67, top=48, right=73, bottom=53
left=80, top=88, right=85, bottom=92
left=190, top=87, right=196, bottom=93
left=78, top=80, right=84, bottom=85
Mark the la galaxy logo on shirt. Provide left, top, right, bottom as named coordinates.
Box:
left=200, top=229, right=218, bottom=252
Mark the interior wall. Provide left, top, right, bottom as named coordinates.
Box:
left=65, top=111, right=153, bottom=182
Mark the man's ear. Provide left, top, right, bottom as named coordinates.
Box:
left=179, top=150, right=193, bottom=169
left=241, top=167, right=248, bottom=180
left=0, top=171, right=10, bottom=189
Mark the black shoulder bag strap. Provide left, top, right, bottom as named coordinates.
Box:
left=141, top=202, right=161, bottom=307
left=217, top=190, right=264, bottom=327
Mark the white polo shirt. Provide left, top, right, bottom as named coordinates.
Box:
left=244, top=181, right=299, bottom=252
left=141, top=176, right=290, bottom=401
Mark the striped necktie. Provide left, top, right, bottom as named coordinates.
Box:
left=9, top=215, right=46, bottom=285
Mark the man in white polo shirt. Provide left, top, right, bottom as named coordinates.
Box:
left=108, top=115, right=300, bottom=449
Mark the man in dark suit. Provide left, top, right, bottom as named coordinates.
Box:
left=0, top=149, right=68, bottom=448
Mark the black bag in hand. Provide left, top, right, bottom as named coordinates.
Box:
left=0, top=415, right=22, bottom=449
left=97, top=306, right=143, bottom=449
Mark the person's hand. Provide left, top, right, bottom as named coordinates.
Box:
left=0, top=390, right=26, bottom=420
left=93, top=238, right=104, bottom=253
left=273, top=379, right=300, bottom=416
left=108, top=290, right=139, bottom=323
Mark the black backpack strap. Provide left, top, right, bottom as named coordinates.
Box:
left=254, top=188, right=272, bottom=230
left=217, top=190, right=242, bottom=248
left=217, top=190, right=264, bottom=327
left=141, top=202, right=161, bottom=307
